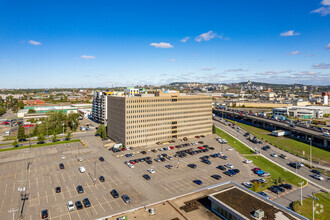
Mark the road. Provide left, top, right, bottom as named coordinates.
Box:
left=213, top=118, right=330, bottom=191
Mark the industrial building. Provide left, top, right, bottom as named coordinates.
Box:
left=107, top=90, right=212, bottom=148
left=273, top=106, right=330, bottom=119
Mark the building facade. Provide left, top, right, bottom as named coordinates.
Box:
left=107, top=91, right=212, bottom=147
left=92, top=92, right=113, bottom=124
left=273, top=106, right=330, bottom=119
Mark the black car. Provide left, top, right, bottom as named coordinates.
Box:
left=201, top=160, right=211, bottom=165
left=146, top=160, right=153, bottom=164
left=280, top=184, right=292, bottom=190
left=75, top=201, right=83, bottom=210
left=268, top=186, right=280, bottom=194
left=143, top=174, right=151, bottom=180
left=83, top=198, right=91, bottom=207
left=200, top=156, right=209, bottom=160
left=59, top=163, right=64, bottom=169
left=110, top=189, right=119, bottom=198
left=224, top=171, right=233, bottom=177
left=274, top=185, right=285, bottom=192
left=211, top=175, right=221, bottom=180
left=217, top=165, right=226, bottom=170
left=99, top=157, right=104, bottom=162
left=122, top=195, right=131, bottom=203
left=209, top=147, right=215, bottom=150
left=289, top=162, right=302, bottom=169
left=77, top=185, right=84, bottom=194
left=151, top=149, right=157, bottom=153
left=262, top=146, right=268, bottom=151
left=188, top=164, right=197, bottom=169
left=99, top=176, right=105, bottom=182
left=141, top=151, right=147, bottom=154
left=311, top=170, right=322, bottom=175
left=232, top=169, right=240, bottom=174
left=220, top=155, right=228, bottom=160
left=41, top=210, right=48, bottom=219
left=160, top=157, right=166, bottom=162
left=55, top=186, right=61, bottom=193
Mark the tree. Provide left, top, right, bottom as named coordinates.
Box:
left=17, top=125, right=26, bottom=141
left=101, top=126, right=107, bottom=139
left=52, top=133, right=57, bottom=142
left=28, top=109, right=36, bottom=114
left=278, top=177, right=282, bottom=184
left=96, top=125, right=107, bottom=139
left=212, top=125, right=216, bottom=134
left=38, top=134, right=45, bottom=144
left=0, top=107, right=6, bottom=115
left=12, top=140, right=18, bottom=147
left=66, top=132, right=71, bottom=140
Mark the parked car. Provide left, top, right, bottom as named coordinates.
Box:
left=67, top=201, right=75, bottom=211
left=226, top=147, right=234, bottom=151
left=75, top=201, right=83, bottom=210
left=143, top=174, right=151, bottom=180
left=274, top=185, right=285, bottom=192
left=243, top=159, right=252, bottom=164
left=279, top=154, right=288, bottom=159
left=224, top=171, right=234, bottom=177
left=258, top=192, right=270, bottom=199
left=78, top=166, right=86, bottom=173
left=121, top=195, right=131, bottom=203
left=55, top=186, right=61, bottom=193
left=260, top=172, right=271, bottom=177
left=225, top=163, right=234, bottom=169
left=257, top=178, right=267, bottom=183
left=193, top=180, right=203, bottom=185
left=311, top=170, right=322, bottom=175
left=280, top=184, right=292, bottom=190
left=82, top=198, right=91, bottom=208
left=201, top=160, right=211, bottom=165
left=232, top=169, right=240, bottom=173
left=311, top=174, right=324, bottom=180
left=59, top=163, right=65, bottom=169
left=242, top=182, right=253, bottom=188
left=99, top=176, right=105, bottom=182
left=217, top=165, right=226, bottom=170
left=110, top=189, right=119, bottom=198
left=99, top=157, right=104, bottom=162
left=255, top=170, right=264, bottom=175
left=253, top=167, right=261, bottom=172
left=41, top=210, right=48, bottom=219
left=147, top=168, right=155, bottom=174
left=211, top=175, right=221, bottom=180
left=188, top=164, right=197, bottom=169
left=270, top=153, right=278, bottom=157
left=268, top=186, right=280, bottom=194
left=77, top=185, right=84, bottom=194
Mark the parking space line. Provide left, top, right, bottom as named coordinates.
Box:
left=95, top=198, right=106, bottom=212
left=103, top=196, right=113, bottom=210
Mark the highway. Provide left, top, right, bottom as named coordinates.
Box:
left=213, top=118, right=330, bottom=191
left=214, top=109, right=330, bottom=144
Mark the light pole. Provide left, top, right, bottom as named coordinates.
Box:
left=309, top=137, right=312, bottom=168
left=298, top=181, right=304, bottom=205
left=309, top=193, right=319, bottom=220
left=8, top=208, right=18, bottom=220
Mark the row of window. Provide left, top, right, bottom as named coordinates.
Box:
left=126, top=97, right=210, bottom=103
left=126, top=102, right=210, bottom=108
left=126, top=106, right=210, bottom=114
left=126, top=109, right=210, bottom=119
left=126, top=114, right=211, bottom=124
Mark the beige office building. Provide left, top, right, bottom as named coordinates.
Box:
left=107, top=91, right=212, bottom=148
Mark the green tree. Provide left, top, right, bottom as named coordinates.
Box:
left=278, top=177, right=282, bottom=184
left=0, top=107, right=6, bottom=115
left=28, top=109, right=36, bottom=113
left=212, top=125, right=216, bottom=134
left=96, top=125, right=107, bottom=139
left=65, top=132, right=71, bottom=140
left=12, top=140, right=18, bottom=147
left=38, top=134, right=45, bottom=144
left=52, top=133, right=57, bottom=142
left=17, top=125, right=26, bottom=141
left=101, top=126, right=107, bottom=139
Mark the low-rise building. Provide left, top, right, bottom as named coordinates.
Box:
left=273, top=106, right=330, bottom=119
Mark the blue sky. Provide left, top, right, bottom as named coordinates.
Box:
left=0, top=0, right=329, bottom=88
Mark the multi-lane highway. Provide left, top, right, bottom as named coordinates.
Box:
left=213, top=118, right=330, bottom=191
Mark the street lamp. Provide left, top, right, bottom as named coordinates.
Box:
left=298, top=181, right=304, bottom=205
left=309, top=193, right=319, bottom=220
left=309, top=137, right=312, bottom=168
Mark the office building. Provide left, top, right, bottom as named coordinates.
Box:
left=107, top=90, right=212, bottom=147
left=92, top=91, right=113, bottom=124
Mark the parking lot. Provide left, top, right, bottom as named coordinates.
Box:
left=0, top=132, right=297, bottom=219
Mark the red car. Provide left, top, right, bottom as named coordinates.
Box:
left=122, top=148, right=126, bottom=151
left=195, top=136, right=200, bottom=138
left=197, top=146, right=204, bottom=150
left=253, top=168, right=261, bottom=172
left=129, top=160, right=136, bottom=164
left=2, top=121, right=9, bottom=125
left=170, top=146, right=174, bottom=149
left=23, top=125, right=28, bottom=128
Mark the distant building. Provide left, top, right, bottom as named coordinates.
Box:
left=107, top=90, right=212, bottom=147
left=273, top=106, right=330, bottom=118
left=23, top=100, right=46, bottom=105
left=92, top=91, right=114, bottom=124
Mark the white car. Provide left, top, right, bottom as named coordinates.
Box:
left=128, top=164, right=134, bottom=168
left=227, top=147, right=234, bottom=151
left=312, top=174, right=324, bottom=180
left=61, top=155, right=65, bottom=159
left=242, top=182, right=253, bottom=188
left=244, top=159, right=252, bottom=164
left=225, top=163, right=234, bottom=169
left=78, top=167, right=86, bottom=173
left=257, top=178, right=267, bottom=183
left=67, top=201, right=75, bottom=211
left=147, top=169, right=155, bottom=174
left=78, top=157, right=83, bottom=162
left=270, top=153, right=278, bottom=157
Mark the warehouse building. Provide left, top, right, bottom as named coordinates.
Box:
left=273, top=106, right=330, bottom=119
left=107, top=90, right=212, bottom=148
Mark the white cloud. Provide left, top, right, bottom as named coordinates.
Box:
left=287, top=51, right=300, bottom=55
left=169, top=59, right=176, bottom=62
left=195, top=31, right=219, bottom=42
left=225, top=68, right=249, bottom=72
left=280, top=30, right=300, bottom=36
left=201, top=67, right=215, bottom=71
left=326, top=43, right=330, bottom=49
left=292, top=71, right=318, bottom=77
left=312, top=63, right=330, bottom=69
left=28, top=40, right=42, bottom=46
left=311, top=0, right=330, bottom=16
left=81, top=55, right=96, bottom=59
left=258, top=70, right=292, bottom=75
left=150, top=42, right=173, bottom=48
left=181, top=37, right=190, bottom=43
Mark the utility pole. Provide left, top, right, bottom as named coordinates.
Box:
left=94, top=161, right=97, bottom=185
left=8, top=208, right=18, bottom=220
left=299, top=181, right=304, bottom=205
left=309, top=137, right=312, bottom=167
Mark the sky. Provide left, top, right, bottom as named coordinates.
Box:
left=0, top=0, right=330, bottom=88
